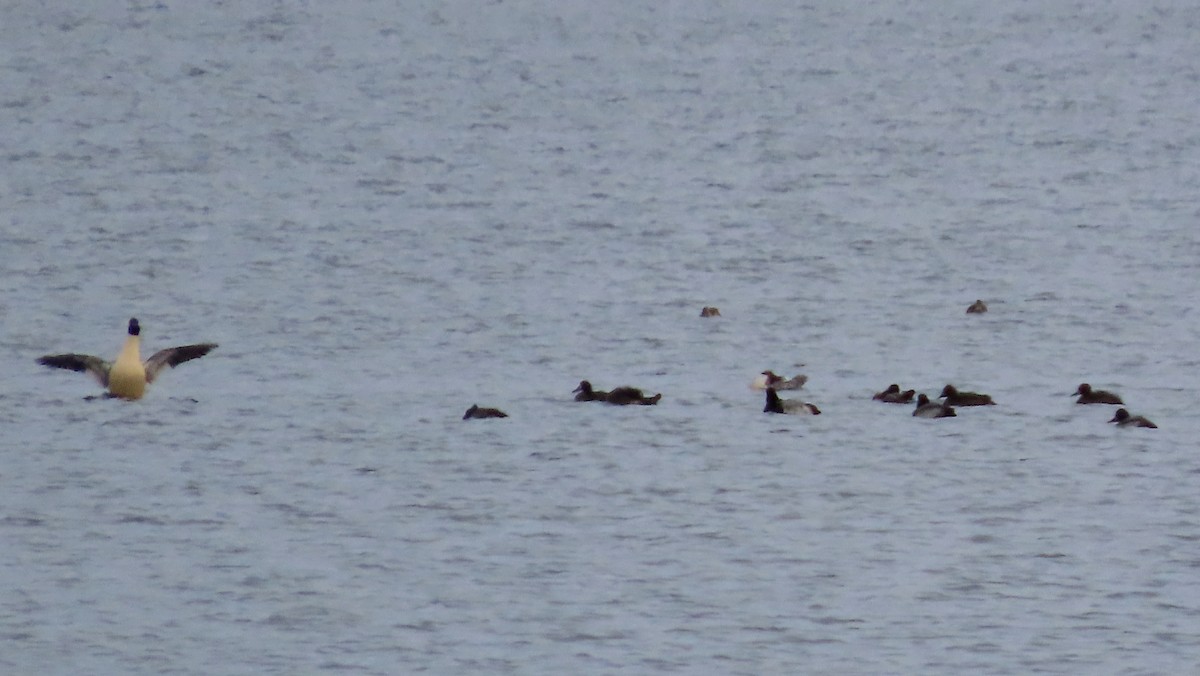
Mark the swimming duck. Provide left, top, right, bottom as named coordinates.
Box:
left=463, top=404, right=508, bottom=419
left=939, top=384, right=995, bottom=406
left=1108, top=408, right=1157, bottom=429
left=573, top=380, right=608, bottom=402
left=752, top=370, right=808, bottom=390
left=913, top=393, right=956, bottom=418
left=873, top=384, right=916, bottom=404
left=763, top=388, right=820, bottom=415
left=605, top=387, right=662, bottom=406
left=1072, top=383, right=1123, bottom=405
left=700, top=306, right=721, bottom=317
left=37, top=318, right=217, bottom=400
left=966, top=300, right=988, bottom=314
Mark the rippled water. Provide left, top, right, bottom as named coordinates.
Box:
left=4, top=2, right=1200, bottom=674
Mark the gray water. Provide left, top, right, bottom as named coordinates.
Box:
left=4, top=2, right=1200, bottom=674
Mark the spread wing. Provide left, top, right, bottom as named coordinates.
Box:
left=37, top=353, right=111, bottom=386
left=144, top=343, right=218, bottom=383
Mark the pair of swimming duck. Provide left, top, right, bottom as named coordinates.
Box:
left=871, top=383, right=994, bottom=418
left=1071, top=383, right=1157, bottom=428
left=466, top=380, right=663, bottom=419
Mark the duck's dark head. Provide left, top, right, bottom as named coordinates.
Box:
left=1075, top=383, right=1091, bottom=396
left=886, top=384, right=900, bottom=394
left=917, top=394, right=931, bottom=406
left=574, top=380, right=592, bottom=394
left=128, top=318, right=141, bottom=336
left=1109, top=408, right=1130, bottom=423
left=463, top=405, right=478, bottom=420
left=763, top=387, right=783, bottom=413
left=940, top=384, right=957, bottom=398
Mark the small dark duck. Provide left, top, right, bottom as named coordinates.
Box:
left=604, top=387, right=662, bottom=406
left=463, top=404, right=508, bottom=420
left=573, top=380, right=608, bottom=402
left=1072, top=383, right=1123, bottom=405
left=1108, top=408, right=1157, bottom=429
left=940, top=384, right=995, bottom=406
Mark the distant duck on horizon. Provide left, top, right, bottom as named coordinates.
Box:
left=966, top=299, right=988, bottom=314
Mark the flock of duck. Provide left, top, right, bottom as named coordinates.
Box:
left=467, top=299, right=1159, bottom=429
left=36, top=313, right=1159, bottom=430
left=864, top=379, right=1155, bottom=427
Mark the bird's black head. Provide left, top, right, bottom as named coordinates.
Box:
left=763, top=387, right=783, bottom=413
left=128, top=318, right=141, bottom=336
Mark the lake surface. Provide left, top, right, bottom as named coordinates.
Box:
left=3, top=1, right=1200, bottom=674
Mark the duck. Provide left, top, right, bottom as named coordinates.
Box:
left=700, top=306, right=721, bottom=317
left=1072, top=383, right=1123, bottom=405
left=873, top=384, right=915, bottom=404
left=1108, top=408, right=1157, bottom=429
left=913, top=394, right=956, bottom=418
left=37, top=318, right=217, bottom=400
left=604, top=386, right=662, bottom=406
left=573, top=380, right=608, bottom=402
left=751, top=370, right=808, bottom=390
left=463, top=404, right=508, bottom=419
left=763, top=388, right=820, bottom=415
left=939, top=384, right=995, bottom=406
left=966, top=299, right=988, bottom=314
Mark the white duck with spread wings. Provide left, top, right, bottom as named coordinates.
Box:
left=38, top=318, right=218, bottom=400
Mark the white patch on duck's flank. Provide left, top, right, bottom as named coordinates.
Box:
left=37, top=317, right=218, bottom=400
